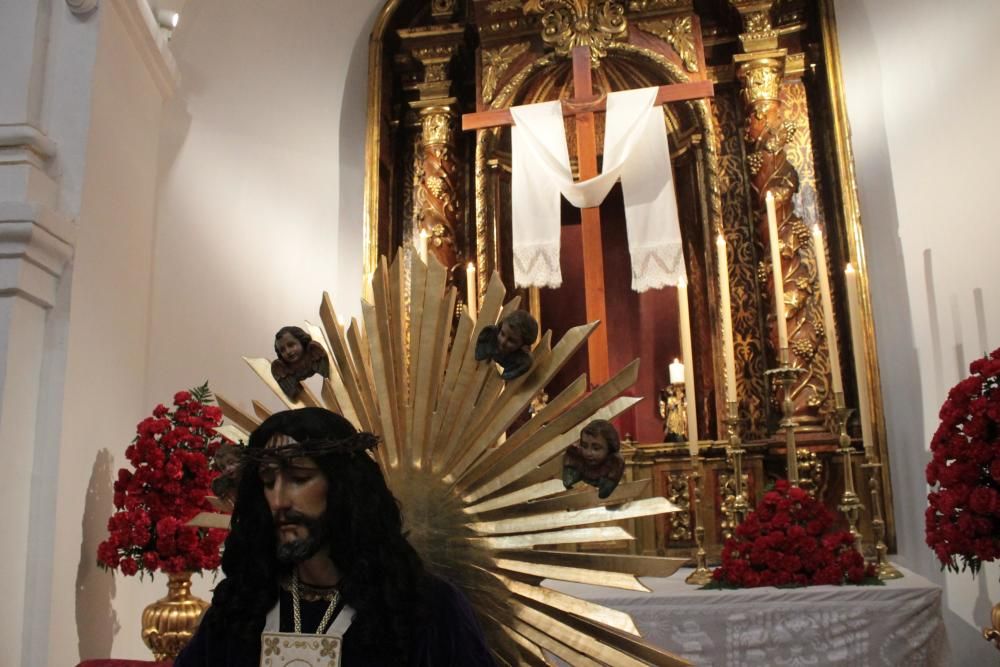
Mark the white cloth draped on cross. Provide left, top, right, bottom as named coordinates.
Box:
left=510, top=86, right=684, bottom=292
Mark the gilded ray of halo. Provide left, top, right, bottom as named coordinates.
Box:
left=221, top=252, right=690, bottom=666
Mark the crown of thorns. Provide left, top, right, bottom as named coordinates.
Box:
left=239, top=432, right=380, bottom=465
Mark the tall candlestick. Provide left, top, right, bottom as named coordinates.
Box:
left=678, top=279, right=699, bottom=453
left=811, top=226, right=844, bottom=396
left=669, top=359, right=684, bottom=385
left=765, top=192, right=789, bottom=351
left=417, top=229, right=429, bottom=263
left=716, top=234, right=738, bottom=404
left=845, top=264, right=874, bottom=460
left=466, top=262, right=477, bottom=321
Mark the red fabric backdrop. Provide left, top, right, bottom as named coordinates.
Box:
left=540, top=187, right=679, bottom=443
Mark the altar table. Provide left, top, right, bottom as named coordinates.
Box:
left=545, top=566, right=948, bottom=666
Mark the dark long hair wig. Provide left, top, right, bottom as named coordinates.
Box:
left=201, top=408, right=426, bottom=663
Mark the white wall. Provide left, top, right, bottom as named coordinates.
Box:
left=145, top=0, right=379, bottom=423
left=117, top=0, right=378, bottom=657
left=834, top=0, right=1000, bottom=664
left=45, top=1, right=173, bottom=665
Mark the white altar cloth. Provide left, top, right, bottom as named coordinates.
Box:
left=544, top=566, right=948, bottom=666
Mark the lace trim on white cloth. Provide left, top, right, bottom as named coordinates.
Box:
left=631, top=242, right=685, bottom=292
left=514, top=242, right=562, bottom=289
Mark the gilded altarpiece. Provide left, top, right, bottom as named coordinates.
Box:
left=363, top=0, right=895, bottom=561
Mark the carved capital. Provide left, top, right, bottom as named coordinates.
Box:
left=524, top=0, right=628, bottom=66
left=66, top=0, right=99, bottom=15
left=735, top=52, right=785, bottom=106
left=420, top=106, right=454, bottom=147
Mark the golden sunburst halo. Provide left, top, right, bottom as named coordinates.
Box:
left=212, top=251, right=690, bottom=666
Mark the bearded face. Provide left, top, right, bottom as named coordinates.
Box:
left=258, top=450, right=331, bottom=564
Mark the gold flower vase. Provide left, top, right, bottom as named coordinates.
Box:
left=141, top=571, right=209, bottom=660
left=985, top=600, right=1000, bottom=651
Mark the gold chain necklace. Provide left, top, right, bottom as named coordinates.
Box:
left=291, top=569, right=341, bottom=635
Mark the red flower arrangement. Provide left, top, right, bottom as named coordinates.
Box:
left=98, top=383, right=229, bottom=576
left=925, top=347, right=1000, bottom=575
left=711, top=480, right=875, bottom=587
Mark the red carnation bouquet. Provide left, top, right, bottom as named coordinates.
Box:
left=925, top=347, right=1000, bottom=575
left=711, top=480, right=875, bottom=587
left=98, top=383, right=229, bottom=576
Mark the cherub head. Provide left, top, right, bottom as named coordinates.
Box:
left=578, top=419, right=620, bottom=469
left=274, top=326, right=312, bottom=366
left=497, top=310, right=538, bottom=356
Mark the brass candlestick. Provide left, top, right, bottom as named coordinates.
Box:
left=862, top=460, right=902, bottom=579
left=765, top=348, right=806, bottom=486
left=723, top=400, right=750, bottom=528
left=833, top=392, right=864, bottom=555
left=685, top=457, right=714, bottom=585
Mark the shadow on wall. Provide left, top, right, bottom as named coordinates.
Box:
left=337, top=4, right=383, bottom=306
left=76, top=448, right=120, bottom=659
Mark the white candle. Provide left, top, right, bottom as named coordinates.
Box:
left=417, top=229, right=429, bottom=263
left=765, top=192, right=789, bottom=352
left=811, top=226, right=844, bottom=396
left=716, top=234, right=738, bottom=404
left=669, top=358, right=685, bottom=385
left=466, top=262, right=477, bottom=321
left=677, top=278, right=699, bottom=454
left=845, top=264, right=874, bottom=459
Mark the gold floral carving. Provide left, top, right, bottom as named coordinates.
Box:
left=638, top=17, right=698, bottom=72
left=482, top=42, right=531, bottom=104
left=486, top=0, right=523, bottom=12
left=712, top=91, right=768, bottom=438
left=666, top=472, right=693, bottom=542
left=745, top=10, right=773, bottom=35
left=739, top=58, right=783, bottom=105
left=524, top=0, right=629, bottom=65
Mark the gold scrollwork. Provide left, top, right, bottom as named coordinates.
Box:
left=482, top=42, right=531, bottom=104
left=666, top=472, right=692, bottom=542
left=524, top=0, right=629, bottom=65
left=638, top=17, right=698, bottom=72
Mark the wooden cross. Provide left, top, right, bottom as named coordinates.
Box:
left=462, top=46, right=714, bottom=386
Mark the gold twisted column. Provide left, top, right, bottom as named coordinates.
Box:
left=400, top=34, right=466, bottom=279
left=416, top=105, right=461, bottom=271
left=732, top=1, right=826, bottom=430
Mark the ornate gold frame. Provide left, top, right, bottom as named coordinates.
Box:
left=361, top=0, right=895, bottom=548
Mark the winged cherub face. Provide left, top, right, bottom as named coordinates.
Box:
left=578, top=431, right=610, bottom=468
left=497, top=321, right=524, bottom=356
left=277, top=332, right=304, bottom=364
